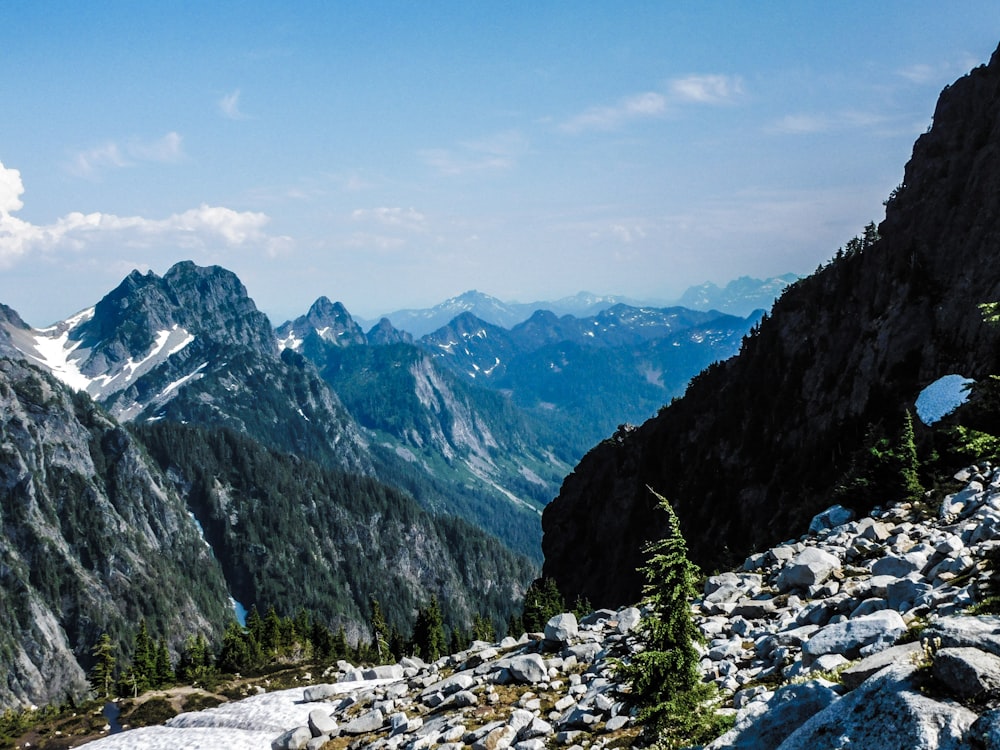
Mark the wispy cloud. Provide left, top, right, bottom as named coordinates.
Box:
left=351, top=206, right=426, bottom=232
left=420, top=130, right=527, bottom=176
left=669, top=74, right=744, bottom=104
left=897, top=54, right=983, bottom=85
left=68, top=132, right=185, bottom=178
left=560, top=74, right=743, bottom=133
left=219, top=89, right=249, bottom=120
left=0, top=159, right=289, bottom=268
left=561, top=92, right=667, bottom=133
left=769, top=110, right=888, bottom=135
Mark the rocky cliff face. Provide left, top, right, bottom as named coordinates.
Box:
left=543, top=44, right=1000, bottom=607
left=0, top=358, right=232, bottom=709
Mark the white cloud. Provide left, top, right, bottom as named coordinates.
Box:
left=560, top=74, right=742, bottom=134
left=0, top=160, right=25, bottom=214
left=669, top=74, right=743, bottom=104
left=68, top=132, right=185, bottom=177
left=769, top=110, right=888, bottom=135
left=219, top=89, right=248, bottom=120
left=352, top=206, right=426, bottom=231
left=420, top=130, right=527, bottom=175
left=0, top=160, right=288, bottom=269
left=561, top=92, right=667, bottom=133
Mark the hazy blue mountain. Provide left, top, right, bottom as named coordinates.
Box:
left=676, top=273, right=800, bottom=316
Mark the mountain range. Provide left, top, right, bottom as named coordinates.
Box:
left=0, top=262, right=769, bottom=708
left=360, top=275, right=796, bottom=338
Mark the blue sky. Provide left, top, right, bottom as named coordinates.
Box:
left=2, top=2, right=999, bottom=326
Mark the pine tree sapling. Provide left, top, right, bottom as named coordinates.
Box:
left=618, top=488, right=729, bottom=747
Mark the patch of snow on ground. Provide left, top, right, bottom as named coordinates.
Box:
left=916, top=374, right=975, bottom=425
left=83, top=680, right=394, bottom=750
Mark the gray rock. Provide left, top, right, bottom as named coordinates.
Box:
left=887, top=578, right=933, bottom=611
left=871, top=551, right=927, bottom=578
left=307, top=708, right=337, bottom=737
left=579, top=609, right=616, bottom=627
left=272, top=726, right=313, bottom=750
left=545, top=613, right=578, bottom=643
left=508, top=653, right=548, bottom=684
left=363, top=664, right=404, bottom=680
left=563, top=641, right=601, bottom=663
left=775, top=664, right=976, bottom=750
left=303, top=683, right=340, bottom=702
left=965, top=707, right=1000, bottom=750
left=341, top=707, right=385, bottom=735
left=802, top=610, right=906, bottom=661
left=932, top=646, right=1000, bottom=698
left=776, top=548, right=841, bottom=592
left=518, top=716, right=553, bottom=740
left=840, top=641, right=923, bottom=689
left=451, top=690, right=479, bottom=707
left=849, top=597, right=888, bottom=618
left=422, top=671, right=475, bottom=698
left=472, top=723, right=517, bottom=750
left=707, top=680, right=839, bottom=750
left=604, top=715, right=630, bottom=732
left=614, top=607, right=641, bottom=633
left=733, top=598, right=779, bottom=619
left=924, top=615, right=1000, bottom=657
left=809, top=504, right=855, bottom=533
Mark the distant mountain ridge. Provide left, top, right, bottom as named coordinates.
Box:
left=359, top=277, right=793, bottom=338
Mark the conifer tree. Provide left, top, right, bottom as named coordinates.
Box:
left=521, top=577, right=564, bottom=632
left=370, top=597, right=390, bottom=664
left=412, top=595, right=446, bottom=661
left=154, top=638, right=174, bottom=688
left=130, top=619, right=155, bottom=693
left=89, top=634, right=116, bottom=699
left=618, top=488, right=728, bottom=746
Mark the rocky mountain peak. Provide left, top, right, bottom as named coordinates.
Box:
left=276, top=296, right=367, bottom=351
left=366, top=317, right=414, bottom=345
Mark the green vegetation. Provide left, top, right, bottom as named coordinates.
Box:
left=835, top=410, right=924, bottom=507
left=132, top=420, right=535, bottom=642
left=617, top=489, right=730, bottom=748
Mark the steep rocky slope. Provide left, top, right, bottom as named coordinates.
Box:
left=543, top=43, right=1000, bottom=607
left=0, top=358, right=233, bottom=709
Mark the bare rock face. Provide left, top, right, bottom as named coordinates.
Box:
left=777, top=664, right=976, bottom=750
left=543, top=42, right=1000, bottom=607
left=0, top=358, right=232, bottom=709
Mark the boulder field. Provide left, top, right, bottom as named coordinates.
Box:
left=84, top=462, right=1000, bottom=749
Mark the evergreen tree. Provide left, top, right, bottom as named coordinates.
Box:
left=332, top=625, right=349, bottom=660
left=521, top=577, right=564, bottom=632
left=154, top=638, right=174, bottom=688
left=262, top=606, right=282, bottom=657
left=129, top=619, right=155, bottom=694
left=472, top=613, right=495, bottom=643
left=218, top=621, right=254, bottom=674
left=618, top=489, right=728, bottom=746
left=246, top=605, right=264, bottom=644
left=177, top=634, right=212, bottom=683
left=370, top=597, right=390, bottom=664
left=412, top=596, right=446, bottom=661
left=89, top=634, right=116, bottom=699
